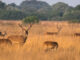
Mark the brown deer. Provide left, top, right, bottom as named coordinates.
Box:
left=46, top=24, right=62, bottom=35
left=0, top=32, right=12, bottom=48
left=44, top=41, right=58, bottom=52
left=8, top=24, right=32, bottom=46
left=18, top=24, right=32, bottom=35
left=0, top=31, right=7, bottom=39
left=0, top=39, right=12, bottom=48
left=74, top=33, right=80, bottom=36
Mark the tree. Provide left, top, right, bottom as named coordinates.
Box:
left=20, top=0, right=51, bottom=14
left=0, top=1, right=6, bottom=9
left=0, top=10, right=27, bottom=20
left=22, top=16, right=39, bottom=32
left=75, top=5, right=80, bottom=10
left=23, top=16, right=39, bottom=25
left=51, top=2, right=73, bottom=20
left=8, top=3, right=16, bottom=7
left=63, top=9, right=80, bottom=20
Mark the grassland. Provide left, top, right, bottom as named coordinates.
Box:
left=0, top=20, right=80, bottom=60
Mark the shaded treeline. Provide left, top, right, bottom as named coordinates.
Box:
left=0, top=1, right=80, bottom=21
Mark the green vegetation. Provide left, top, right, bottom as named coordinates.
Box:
left=0, top=1, right=6, bottom=9
left=23, top=16, right=39, bottom=24
left=0, top=10, right=26, bottom=20
left=0, top=1, right=80, bottom=23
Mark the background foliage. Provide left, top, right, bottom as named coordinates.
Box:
left=0, top=1, right=80, bottom=22
left=23, top=16, right=39, bottom=24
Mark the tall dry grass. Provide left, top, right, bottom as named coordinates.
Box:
left=0, top=20, right=80, bottom=60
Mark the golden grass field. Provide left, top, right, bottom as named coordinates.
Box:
left=0, top=20, right=80, bottom=60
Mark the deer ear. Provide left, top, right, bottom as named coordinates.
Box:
left=18, top=24, right=23, bottom=27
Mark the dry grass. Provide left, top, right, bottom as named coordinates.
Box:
left=0, top=20, right=80, bottom=60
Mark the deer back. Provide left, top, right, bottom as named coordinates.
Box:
left=8, top=35, right=27, bottom=43
left=0, top=39, right=12, bottom=46
left=44, top=41, right=58, bottom=48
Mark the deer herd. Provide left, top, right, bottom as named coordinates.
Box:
left=0, top=23, right=80, bottom=52
left=0, top=24, right=32, bottom=48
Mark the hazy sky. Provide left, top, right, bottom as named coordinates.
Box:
left=2, top=0, right=80, bottom=7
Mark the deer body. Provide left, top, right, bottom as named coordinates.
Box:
left=46, top=32, right=58, bottom=35
left=0, top=31, right=12, bottom=48
left=46, top=24, right=62, bottom=35
left=0, top=39, right=12, bottom=48
left=44, top=41, right=58, bottom=51
left=7, top=24, right=32, bottom=46
left=0, top=32, right=7, bottom=38
left=8, top=35, right=27, bottom=44
left=74, top=33, right=80, bottom=36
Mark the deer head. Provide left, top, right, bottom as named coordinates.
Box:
left=18, top=23, right=33, bottom=36
left=56, top=24, right=63, bottom=33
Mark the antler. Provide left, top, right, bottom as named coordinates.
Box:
left=18, top=24, right=26, bottom=31
left=18, top=23, right=33, bottom=33
left=56, top=23, right=62, bottom=33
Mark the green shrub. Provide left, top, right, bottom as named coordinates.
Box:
left=23, top=16, right=39, bottom=24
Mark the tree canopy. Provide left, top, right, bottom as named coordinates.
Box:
left=23, top=16, right=39, bottom=24
left=0, top=1, right=6, bottom=9
left=0, top=0, right=80, bottom=22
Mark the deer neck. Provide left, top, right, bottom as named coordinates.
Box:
left=57, top=29, right=61, bottom=34
left=24, top=36, right=27, bottom=43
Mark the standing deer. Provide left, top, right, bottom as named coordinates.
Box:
left=8, top=24, right=32, bottom=46
left=46, top=24, right=62, bottom=35
left=0, top=32, right=12, bottom=48
left=74, top=33, right=80, bottom=36
left=0, top=39, right=12, bottom=48
left=44, top=41, right=58, bottom=52
left=0, top=31, right=7, bottom=39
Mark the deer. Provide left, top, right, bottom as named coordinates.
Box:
left=0, top=31, right=7, bottom=39
left=74, top=33, right=80, bottom=36
left=43, top=41, right=58, bottom=52
left=18, top=24, right=32, bottom=35
left=7, top=24, right=32, bottom=46
left=0, top=39, right=12, bottom=48
left=0, top=31, right=12, bottom=48
left=46, top=24, right=62, bottom=35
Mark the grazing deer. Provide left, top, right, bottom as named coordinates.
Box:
left=46, top=24, right=62, bottom=35
left=74, top=33, right=80, bottom=36
left=0, top=31, right=7, bottom=39
left=44, top=41, right=58, bottom=52
left=0, top=39, right=12, bottom=48
left=8, top=24, right=32, bottom=46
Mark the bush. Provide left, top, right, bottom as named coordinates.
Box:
left=23, top=16, right=39, bottom=24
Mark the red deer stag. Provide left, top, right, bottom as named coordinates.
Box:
left=8, top=24, right=32, bottom=46
left=46, top=24, right=62, bottom=35
left=74, top=33, right=80, bottom=36
left=44, top=41, right=58, bottom=52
